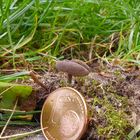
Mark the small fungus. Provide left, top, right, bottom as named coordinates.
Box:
left=56, top=59, right=90, bottom=83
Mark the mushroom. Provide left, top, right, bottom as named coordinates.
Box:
left=56, top=59, right=90, bottom=83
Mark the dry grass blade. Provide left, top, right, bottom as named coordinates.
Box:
left=0, top=127, right=48, bottom=139
left=0, top=98, right=18, bottom=137
left=0, top=108, right=25, bottom=113
left=0, top=85, right=14, bottom=96
left=128, top=124, right=140, bottom=140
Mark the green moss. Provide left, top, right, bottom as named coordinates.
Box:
left=91, top=84, right=131, bottom=139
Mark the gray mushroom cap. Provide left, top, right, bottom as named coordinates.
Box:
left=56, top=60, right=90, bottom=76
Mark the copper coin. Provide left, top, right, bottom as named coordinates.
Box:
left=41, top=87, right=88, bottom=140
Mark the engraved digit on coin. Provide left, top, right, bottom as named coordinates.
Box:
left=60, top=110, right=80, bottom=137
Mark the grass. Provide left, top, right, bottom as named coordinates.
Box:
left=0, top=0, right=140, bottom=71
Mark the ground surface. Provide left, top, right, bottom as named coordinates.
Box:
left=1, top=62, right=140, bottom=139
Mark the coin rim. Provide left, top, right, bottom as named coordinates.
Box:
left=40, top=87, right=88, bottom=140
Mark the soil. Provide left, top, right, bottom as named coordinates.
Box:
left=1, top=62, right=140, bottom=140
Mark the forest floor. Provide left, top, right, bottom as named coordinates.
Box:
left=2, top=60, right=140, bottom=140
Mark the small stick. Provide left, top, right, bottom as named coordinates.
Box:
left=29, top=71, right=47, bottom=90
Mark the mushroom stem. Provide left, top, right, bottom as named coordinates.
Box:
left=68, top=74, right=72, bottom=84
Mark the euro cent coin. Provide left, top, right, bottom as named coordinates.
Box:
left=41, top=87, right=88, bottom=140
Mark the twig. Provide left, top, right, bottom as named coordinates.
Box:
left=29, top=71, right=48, bottom=90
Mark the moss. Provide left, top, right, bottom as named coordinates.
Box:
left=92, top=84, right=131, bottom=139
